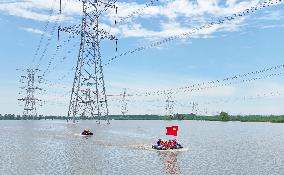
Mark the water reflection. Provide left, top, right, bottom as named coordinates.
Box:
left=158, top=151, right=180, bottom=175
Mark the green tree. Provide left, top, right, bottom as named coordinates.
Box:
left=175, top=114, right=184, bottom=120
left=220, top=112, right=230, bottom=121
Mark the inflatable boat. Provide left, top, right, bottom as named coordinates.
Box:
left=81, top=130, right=93, bottom=136
left=152, top=144, right=183, bottom=150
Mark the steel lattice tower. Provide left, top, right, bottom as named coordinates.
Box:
left=121, top=89, right=128, bottom=116
left=165, top=92, right=175, bottom=117
left=18, top=69, right=42, bottom=119
left=60, top=0, right=117, bottom=123
left=191, top=102, right=198, bottom=115
left=107, top=89, right=131, bottom=116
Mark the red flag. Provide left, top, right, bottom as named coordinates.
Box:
left=166, top=126, right=179, bottom=136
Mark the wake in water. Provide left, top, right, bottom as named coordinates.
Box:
left=123, top=144, right=189, bottom=152
left=74, top=133, right=92, bottom=137
left=73, top=135, right=188, bottom=151
left=73, top=132, right=188, bottom=152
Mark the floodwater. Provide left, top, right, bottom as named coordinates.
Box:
left=0, top=120, right=284, bottom=175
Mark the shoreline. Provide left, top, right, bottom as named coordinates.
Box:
left=1, top=114, right=284, bottom=123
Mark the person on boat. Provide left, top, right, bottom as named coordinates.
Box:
left=82, top=129, right=93, bottom=135
left=82, top=129, right=87, bottom=135
left=172, top=139, right=177, bottom=148
left=168, top=140, right=172, bottom=148
left=177, top=143, right=182, bottom=148
left=157, top=139, right=162, bottom=146
left=160, top=140, right=164, bottom=146
left=174, top=139, right=182, bottom=148
left=164, top=140, right=169, bottom=149
left=159, top=140, right=165, bottom=149
left=169, top=140, right=175, bottom=149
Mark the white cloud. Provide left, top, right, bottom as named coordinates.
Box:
left=20, top=27, right=50, bottom=36
left=113, top=0, right=261, bottom=20
left=102, top=0, right=266, bottom=39
left=260, top=24, right=284, bottom=29
left=258, top=10, right=284, bottom=21
left=244, top=82, right=284, bottom=97
left=0, top=0, right=79, bottom=21
left=0, top=0, right=272, bottom=40
left=0, top=1, right=55, bottom=21
left=1, top=0, right=283, bottom=53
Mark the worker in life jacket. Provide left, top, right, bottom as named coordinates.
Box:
left=82, top=129, right=93, bottom=135
left=160, top=140, right=164, bottom=146
left=157, top=139, right=162, bottom=146
left=160, top=140, right=165, bottom=149
left=82, top=129, right=88, bottom=135
left=169, top=140, right=174, bottom=149
left=174, top=139, right=182, bottom=148
left=164, top=141, right=169, bottom=149
left=172, top=139, right=177, bottom=148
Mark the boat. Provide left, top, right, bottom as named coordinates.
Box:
left=152, top=139, right=183, bottom=150
left=81, top=129, right=93, bottom=136
left=152, top=144, right=183, bottom=150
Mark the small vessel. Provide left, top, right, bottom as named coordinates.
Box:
left=152, top=139, right=183, bottom=150
left=81, top=129, right=93, bottom=136
left=152, top=144, right=183, bottom=150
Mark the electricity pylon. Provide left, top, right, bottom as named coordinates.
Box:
left=18, top=69, right=43, bottom=119
left=191, top=102, right=198, bottom=115
left=107, top=89, right=132, bottom=116
left=121, top=88, right=129, bottom=116
left=165, top=92, right=175, bottom=117
left=59, top=0, right=117, bottom=123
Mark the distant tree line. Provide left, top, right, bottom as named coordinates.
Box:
left=0, top=114, right=45, bottom=120
left=168, top=112, right=284, bottom=123
left=1, top=112, right=284, bottom=123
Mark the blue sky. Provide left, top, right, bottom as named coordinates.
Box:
left=0, top=0, right=284, bottom=116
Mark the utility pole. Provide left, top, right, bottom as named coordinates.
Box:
left=59, top=0, right=117, bottom=123
left=18, top=69, right=43, bottom=119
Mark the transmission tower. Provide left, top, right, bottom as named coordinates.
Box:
left=191, top=102, right=198, bottom=115
left=121, top=89, right=129, bottom=116
left=107, top=89, right=132, bottom=116
left=165, top=92, right=175, bottom=117
left=59, top=0, right=117, bottom=123
left=18, top=69, right=43, bottom=119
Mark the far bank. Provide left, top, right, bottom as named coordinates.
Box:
left=1, top=112, right=284, bottom=123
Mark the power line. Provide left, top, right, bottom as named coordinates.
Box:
left=115, top=0, right=159, bottom=26
left=59, top=0, right=118, bottom=123
left=35, top=16, right=61, bottom=69
left=47, top=0, right=284, bottom=99
left=34, top=0, right=71, bottom=70
left=104, top=0, right=283, bottom=66
left=131, top=64, right=284, bottom=96
left=41, top=35, right=75, bottom=77
left=46, top=62, right=284, bottom=101
left=107, top=88, right=132, bottom=115
left=31, top=0, right=57, bottom=65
